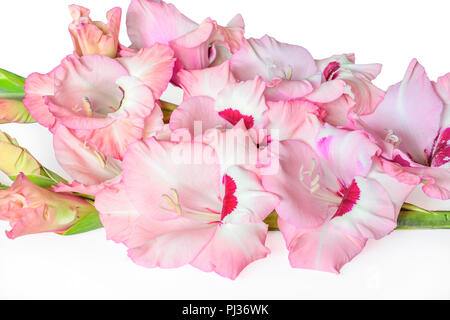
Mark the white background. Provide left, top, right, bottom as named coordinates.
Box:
left=1, top=0, right=450, bottom=299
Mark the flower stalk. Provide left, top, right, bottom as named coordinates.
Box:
left=264, top=205, right=450, bottom=231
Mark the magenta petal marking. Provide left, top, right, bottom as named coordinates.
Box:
left=333, top=179, right=361, bottom=218
left=218, top=108, right=255, bottom=129
left=431, top=128, right=450, bottom=167
left=221, top=175, right=238, bottom=220
left=323, top=61, right=341, bottom=81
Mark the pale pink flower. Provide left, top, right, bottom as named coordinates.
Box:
left=0, top=174, right=96, bottom=239
left=360, top=59, right=450, bottom=200
left=97, top=138, right=279, bottom=279
left=24, top=44, right=174, bottom=163
left=305, top=54, right=384, bottom=126
left=126, top=0, right=245, bottom=75
left=230, top=35, right=320, bottom=101
left=262, top=125, right=414, bottom=273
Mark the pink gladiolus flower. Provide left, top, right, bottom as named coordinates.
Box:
left=305, top=54, right=385, bottom=126
left=69, top=5, right=122, bottom=58
left=262, top=126, right=415, bottom=273
left=361, top=59, right=450, bottom=200
left=23, top=44, right=174, bottom=187
left=0, top=174, right=97, bottom=239
left=97, top=138, right=279, bottom=279
left=230, top=35, right=319, bottom=101
left=126, top=0, right=245, bottom=75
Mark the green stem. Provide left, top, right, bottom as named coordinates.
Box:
left=397, top=210, right=450, bottom=230
left=264, top=206, right=450, bottom=231
left=0, top=92, right=25, bottom=99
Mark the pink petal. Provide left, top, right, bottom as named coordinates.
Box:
left=215, top=77, right=268, bottom=128
left=319, top=95, right=356, bottom=127
left=118, top=44, right=175, bottom=99
left=123, top=138, right=222, bottom=221
left=230, top=35, right=317, bottom=82
left=170, top=96, right=229, bottom=137
left=264, top=78, right=315, bottom=101
left=127, top=215, right=216, bottom=268
left=368, top=159, right=417, bottom=212
left=176, top=60, right=236, bottom=100
left=222, top=166, right=279, bottom=223
left=362, top=59, right=443, bottom=165
left=199, top=121, right=259, bottom=173
left=330, top=176, right=397, bottom=240
left=143, top=104, right=165, bottom=139
left=169, top=18, right=216, bottom=71
left=345, top=77, right=385, bottom=116
left=304, top=79, right=348, bottom=102
left=262, top=140, right=331, bottom=228
left=227, top=14, right=245, bottom=29
left=418, top=166, right=450, bottom=200
left=96, top=179, right=141, bottom=245
left=126, top=0, right=198, bottom=49
left=435, top=73, right=450, bottom=128
left=23, top=70, right=57, bottom=128
left=278, top=217, right=366, bottom=274
left=191, top=222, right=270, bottom=280
left=266, top=99, right=322, bottom=143
left=317, top=126, right=380, bottom=186
left=53, top=125, right=121, bottom=185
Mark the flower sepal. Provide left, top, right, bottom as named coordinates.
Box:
left=0, top=68, right=25, bottom=95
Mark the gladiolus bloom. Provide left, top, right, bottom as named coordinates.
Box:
left=97, top=138, right=279, bottom=279
left=361, top=59, right=450, bottom=200
left=262, top=126, right=414, bottom=273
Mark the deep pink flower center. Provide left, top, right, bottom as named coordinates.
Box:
left=218, top=108, right=255, bottom=129
left=221, top=175, right=238, bottom=221
left=431, top=128, right=450, bottom=167
left=323, top=61, right=341, bottom=81
left=333, top=179, right=361, bottom=218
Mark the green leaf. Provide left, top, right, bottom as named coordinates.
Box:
left=0, top=68, right=26, bottom=93
left=10, top=174, right=58, bottom=188
left=62, top=210, right=104, bottom=236
left=40, top=167, right=68, bottom=184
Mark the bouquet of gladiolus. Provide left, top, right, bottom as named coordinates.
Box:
left=0, top=0, right=449, bottom=280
